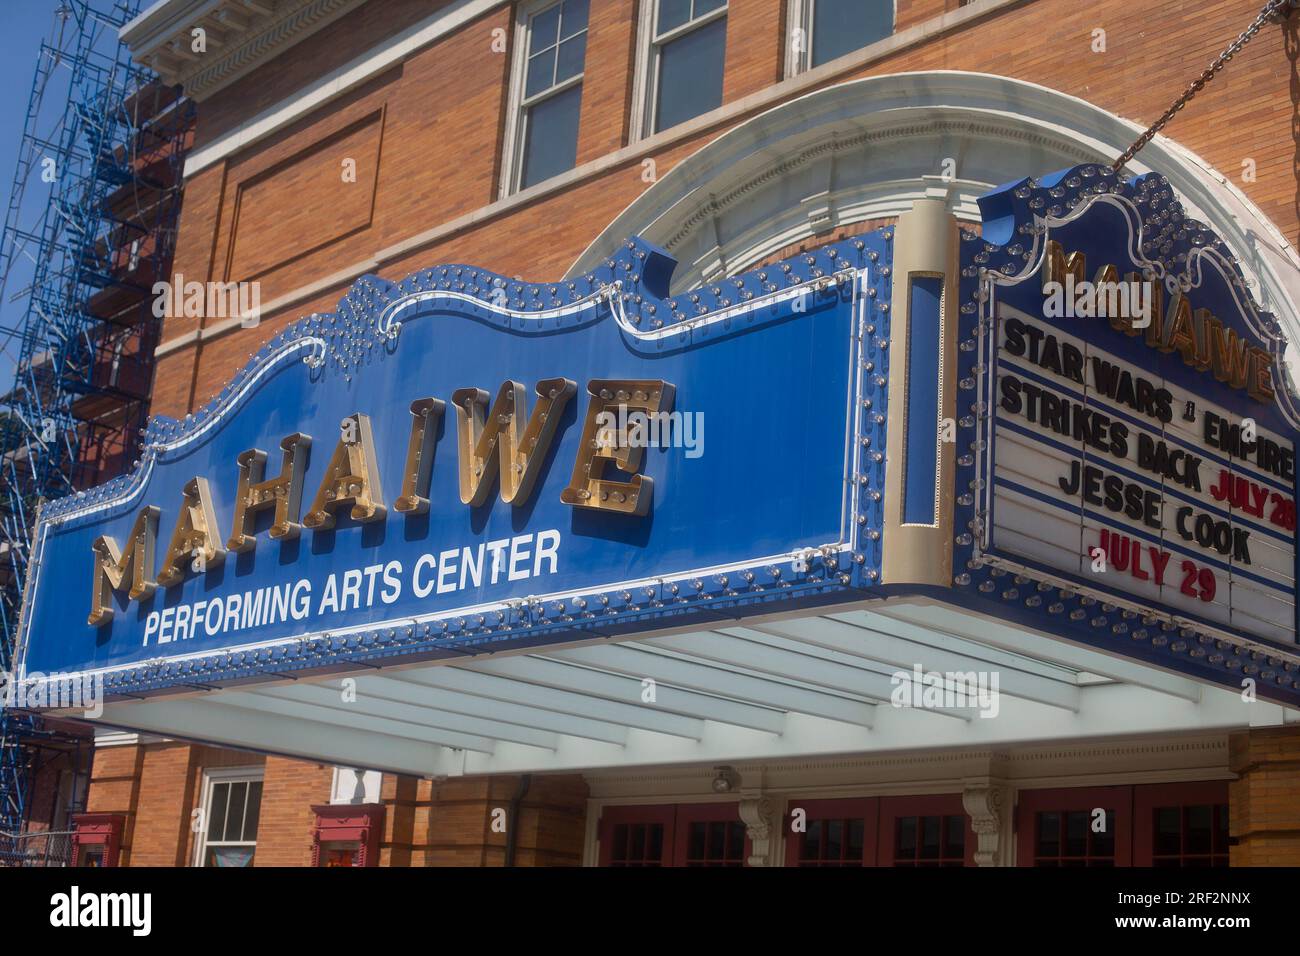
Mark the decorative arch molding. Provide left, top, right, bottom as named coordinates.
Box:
left=572, top=71, right=1300, bottom=367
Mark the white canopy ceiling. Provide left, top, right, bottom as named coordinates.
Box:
left=87, top=599, right=1287, bottom=777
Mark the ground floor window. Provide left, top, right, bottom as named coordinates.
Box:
left=194, top=767, right=264, bottom=867
left=786, top=798, right=874, bottom=866
left=598, top=803, right=748, bottom=867
left=1016, top=782, right=1228, bottom=867
left=889, top=813, right=967, bottom=866
left=1133, top=782, right=1231, bottom=867
left=594, top=783, right=1228, bottom=866
left=784, top=794, right=975, bottom=866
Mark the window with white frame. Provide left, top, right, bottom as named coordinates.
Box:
left=503, top=0, right=589, bottom=194
left=787, top=0, right=894, bottom=75
left=636, top=0, right=728, bottom=138
left=194, top=767, right=263, bottom=867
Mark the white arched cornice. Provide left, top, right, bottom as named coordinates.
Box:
left=571, top=71, right=1300, bottom=367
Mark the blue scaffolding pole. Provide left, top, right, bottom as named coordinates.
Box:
left=0, top=0, right=192, bottom=864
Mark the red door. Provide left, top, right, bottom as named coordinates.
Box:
left=1016, top=786, right=1133, bottom=867
left=783, top=794, right=974, bottom=866
left=783, top=798, right=879, bottom=866
left=878, top=794, right=975, bottom=866
left=1132, top=781, right=1230, bottom=866
left=598, top=803, right=749, bottom=866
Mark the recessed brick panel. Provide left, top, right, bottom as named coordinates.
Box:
left=227, top=110, right=385, bottom=283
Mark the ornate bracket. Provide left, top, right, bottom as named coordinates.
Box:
left=962, top=784, right=1010, bottom=867
left=738, top=792, right=779, bottom=867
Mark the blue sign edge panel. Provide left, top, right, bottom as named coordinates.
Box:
left=903, top=274, right=944, bottom=525
left=951, top=163, right=1300, bottom=708
left=13, top=233, right=894, bottom=701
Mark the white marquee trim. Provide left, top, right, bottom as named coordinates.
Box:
left=571, top=70, right=1300, bottom=382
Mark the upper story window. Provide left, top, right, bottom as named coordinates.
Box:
left=635, top=0, right=728, bottom=138
left=194, top=767, right=264, bottom=867
left=503, top=0, right=589, bottom=194
left=788, top=0, right=894, bottom=74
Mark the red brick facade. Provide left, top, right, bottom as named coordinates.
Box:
left=83, top=740, right=588, bottom=867
left=1230, top=727, right=1300, bottom=865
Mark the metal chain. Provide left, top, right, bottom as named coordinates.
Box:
left=1113, top=0, right=1299, bottom=171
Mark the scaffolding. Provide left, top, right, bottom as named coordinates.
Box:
left=0, top=0, right=193, bottom=864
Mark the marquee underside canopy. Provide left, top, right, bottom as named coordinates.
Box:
left=84, top=600, right=1287, bottom=777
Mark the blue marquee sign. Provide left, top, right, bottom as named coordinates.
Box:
left=15, top=164, right=1300, bottom=712
left=952, top=164, right=1300, bottom=702
left=15, top=234, right=892, bottom=694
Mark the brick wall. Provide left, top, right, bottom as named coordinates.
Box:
left=383, top=773, right=587, bottom=866
left=252, top=757, right=336, bottom=867
left=167, top=769, right=593, bottom=867
left=193, top=0, right=451, bottom=147
left=153, top=0, right=1300, bottom=422
left=1229, top=726, right=1300, bottom=865
left=83, top=740, right=587, bottom=867
left=722, top=0, right=785, bottom=103
left=379, top=773, right=420, bottom=866
left=510, top=775, right=589, bottom=866
left=898, top=0, right=951, bottom=31
left=576, top=0, right=639, bottom=163
left=84, top=742, right=144, bottom=866
left=130, top=743, right=203, bottom=866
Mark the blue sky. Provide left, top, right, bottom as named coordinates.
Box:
left=0, top=4, right=68, bottom=177
left=0, top=2, right=79, bottom=385
left=0, top=2, right=131, bottom=385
